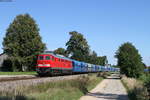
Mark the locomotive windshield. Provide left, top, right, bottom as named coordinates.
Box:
left=38, top=55, right=51, bottom=60
left=38, top=56, right=44, bottom=60
left=45, top=56, right=51, bottom=60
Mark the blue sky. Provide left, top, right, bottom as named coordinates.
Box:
left=0, top=0, right=150, bottom=65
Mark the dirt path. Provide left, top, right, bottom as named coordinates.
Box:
left=80, top=73, right=129, bottom=100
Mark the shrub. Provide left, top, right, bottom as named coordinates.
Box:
left=145, top=79, right=150, bottom=98
left=97, top=72, right=110, bottom=78
left=71, top=75, right=89, bottom=94
left=139, top=74, right=150, bottom=99
left=122, top=76, right=149, bottom=100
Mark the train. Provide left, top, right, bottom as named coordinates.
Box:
left=144, top=68, right=150, bottom=72
left=36, top=51, right=120, bottom=76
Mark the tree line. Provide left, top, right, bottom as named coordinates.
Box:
left=1, top=14, right=147, bottom=78
left=1, top=14, right=108, bottom=72
left=54, top=31, right=108, bottom=66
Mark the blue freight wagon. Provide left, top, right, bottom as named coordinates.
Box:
left=81, top=62, right=88, bottom=72
left=72, top=60, right=82, bottom=73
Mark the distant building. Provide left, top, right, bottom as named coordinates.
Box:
left=145, top=66, right=150, bottom=68
left=0, top=53, right=8, bottom=68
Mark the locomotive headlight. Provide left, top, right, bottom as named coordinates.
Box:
left=44, top=64, right=50, bottom=66
left=38, top=64, right=50, bottom=67
left=38, top=64, right=43, bottom=66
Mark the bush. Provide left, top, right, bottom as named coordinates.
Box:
left=121, top=76, right=150, bottom=100
left=145, top=79, right=150, bottom=98
left=139, top=74, right=150, bottom=98
left=74, top=75, right=89, bottom=94
left=133, top=85, right=149, bottom=100
left=122, top=76, right=149, bottom=100
left=97, top=72, right=111, bottom=78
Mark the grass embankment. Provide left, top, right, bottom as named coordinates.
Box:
left=0, top=72, right=37, bottom=75
left=121, top=74, right=150, bottom=100
left=0, top=73, right=103, bottom=100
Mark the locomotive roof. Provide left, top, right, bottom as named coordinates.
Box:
left=41, top=52, right=72, bottom=61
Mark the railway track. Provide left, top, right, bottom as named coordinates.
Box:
left=0, top=76, right=39, bottom=82
left=0, top=75, right=38, bottom=82
left=0, top=74, right=87, bottom=82
left=0, top=74, right=88, bottom=92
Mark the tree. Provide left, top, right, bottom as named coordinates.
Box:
left=66, top=31, right=90, bottom=61
left=112, top=65, right=120, bottom=68
left=54, top=48, right=67, bottom=56
left=115, top=42, right=144, bottom=78
left=87, top=50, right=98, bottom=64
left=95, top=56, right=108, bottom=66
left=86, top=50, right=107, bottom=65
left=1, top=59, right=12, bottom=71
left=65, top=31, right=107, bottom=65
left=3, top=14, right=46, bottom=71
left=142, top=62, right=146, bottom=68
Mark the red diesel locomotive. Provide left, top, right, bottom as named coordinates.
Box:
left=36, top=52, right=73, bottom=76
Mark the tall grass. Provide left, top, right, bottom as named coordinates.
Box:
left=0, top=74, right=103, bottom=100
left=121, top=76, right=149, bottom=100
left=139, top=73, right=150, bottom=99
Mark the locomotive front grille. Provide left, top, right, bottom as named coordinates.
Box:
left=37, top=67, right=51, bottom=73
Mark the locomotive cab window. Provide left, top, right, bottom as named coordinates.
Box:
left=45, top=56, right=50, bottom=60
left=38, top=56, right=44, bottom=60
left=52, top=57, right=54, bottom=61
